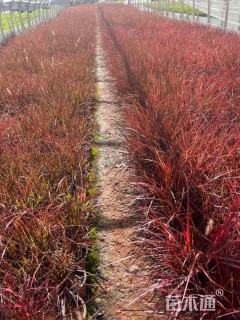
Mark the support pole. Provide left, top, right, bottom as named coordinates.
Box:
left=193, top=0, right=195, bottom=21
left=224, top=0, right=229, bottom=28
left=207, top=0, right=211, bottom=24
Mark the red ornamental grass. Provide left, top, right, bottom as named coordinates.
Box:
left=0, top=5, right=96, bottom=319
left=99, top=4, right=240, bottom=319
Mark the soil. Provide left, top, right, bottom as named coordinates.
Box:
left=93, top=32, right=159, bottom=320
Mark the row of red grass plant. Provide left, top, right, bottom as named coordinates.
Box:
left=99, top=4, right=240, bottom=319
left=0, top=5, right=96, bottom=319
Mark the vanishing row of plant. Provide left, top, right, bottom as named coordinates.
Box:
left=0, top=5, right=96, bottom=319
left=99, top=4, right=240, bottom=319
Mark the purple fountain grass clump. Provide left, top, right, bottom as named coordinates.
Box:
left=0, top=5, right=96, bottom=319
left=100, top=4, right=240, bottom=319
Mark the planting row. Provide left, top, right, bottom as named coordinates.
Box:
left=0, top=5, right=96, bottom=319
left=99, top=4, right=240, bottom=319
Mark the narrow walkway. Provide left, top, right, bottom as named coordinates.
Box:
left=94, top=31, right=155, bottom=320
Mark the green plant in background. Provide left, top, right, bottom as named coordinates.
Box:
left=0, top=9, right=55, bottom=31
left=144, top=1, right=207, bottom=16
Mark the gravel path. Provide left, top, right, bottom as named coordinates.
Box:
left=94, top=31, right=156, bottom=320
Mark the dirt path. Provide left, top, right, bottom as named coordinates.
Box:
left=93, top=31, right=156, bottom=320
